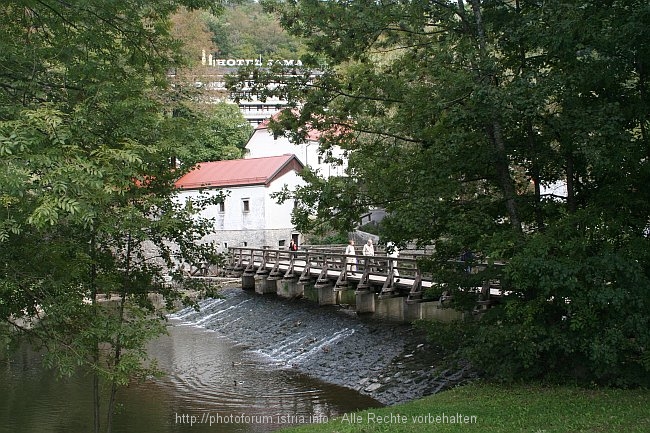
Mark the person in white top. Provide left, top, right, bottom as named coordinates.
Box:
left=362, top=238, right=375, bottom=256
left=362, top=238, right=375, bottom=273
left=386, top=241, right=400, bottom=281
left=344, top=239, right=357, bottom=273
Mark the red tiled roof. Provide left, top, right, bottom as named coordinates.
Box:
left=175, top=154, right=303, bottom=190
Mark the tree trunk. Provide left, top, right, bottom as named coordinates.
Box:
left=527, top=122, right=544, bottom=231
left=105, top=233, right=131, bottom=433
left=490, top=121, right=523, bottom=233
left=468, top=0, right=523, bottom=234
left=90, top=233, right=101, bottom=433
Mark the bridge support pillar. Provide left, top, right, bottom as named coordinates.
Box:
left=255, top=274, right=276, bottom=294
left=355, top=290, right=375, bottom=314
left=242, top=274, right=255, bottom=290
left=375, top=296, right=407, bottom=320
left=316, top=282, right=337, bottom=306
left=277, top=277, right=303, bottom=299
left=404, top=300, right=421, bottom=321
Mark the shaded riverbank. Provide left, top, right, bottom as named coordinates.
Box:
left=172, top=287, right=475, bottom=405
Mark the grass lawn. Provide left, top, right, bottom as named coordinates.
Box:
left=278, top=382, right=650, bottom=433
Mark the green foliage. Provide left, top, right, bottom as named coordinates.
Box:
left=207, top=0, right=307, bottom=58
left=305, top=232, right=348, bottom=246
left=172, top=102, right=252, bottom=165
left=255, top=0, right=650, bottom=387
left=0, top=1, right=226, bottom=432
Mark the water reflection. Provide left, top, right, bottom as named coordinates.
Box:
left=1, top=321, right=381, bottom=433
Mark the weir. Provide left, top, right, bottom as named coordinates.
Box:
left=168, top=287, right=474, bottom=405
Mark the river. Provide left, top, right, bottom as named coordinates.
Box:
left=1, top=314, right=381, bottom=433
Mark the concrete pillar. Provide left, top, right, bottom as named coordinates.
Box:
left=374, top=296, right=405, bottom=321
left=355, top=290, right=375, bottom=314
left=255, top=274, right=276, bottom=294
left=276, top=277, right=304, bottom=299
left=242, top=274, right=255, bottom=290
left=419, top=302, right=464, bottom=322
left=301, top=283, right=319, bottom=303
left=316, top=282, right=337, bottom=306
left=404, top=301, right=421, bottom=322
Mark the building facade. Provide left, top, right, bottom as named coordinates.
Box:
left=175, top=154, right=304, bottom=250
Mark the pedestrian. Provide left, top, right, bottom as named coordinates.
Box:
left=362, top=238, right=375, bottom=272
left=362, top=238, right=375, bottom=256
left=387, top=241, right=400, bottom=282
left=289, top=239, right=298, bottom=251
left=344, top=239, right=357, bottom=273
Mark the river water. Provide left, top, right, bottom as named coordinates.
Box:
left=1, top=312, right=382, bottom=433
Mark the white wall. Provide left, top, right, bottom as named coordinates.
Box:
left=245, top=129, right=346, bottom=178
left=175, top=169, right=303, bottom=248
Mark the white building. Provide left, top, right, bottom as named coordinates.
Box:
left=245, top=115, right=347, bottom=179
left=175, top=154, right=304, bottom=249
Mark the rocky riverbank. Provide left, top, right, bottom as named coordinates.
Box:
left=171, top=286, right=475, bottom=405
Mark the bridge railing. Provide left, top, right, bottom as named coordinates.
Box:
left=225, top=246, right=430, bottom=297
left=224, top=246, right=505, bottom=306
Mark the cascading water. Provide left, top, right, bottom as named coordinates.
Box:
left=168, top=288, right=411, bottom=401
left=167, top=287, right=474, bottom=409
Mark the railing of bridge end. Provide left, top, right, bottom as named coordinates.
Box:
left=224, top=249, right=235, bottom=276
left=242, top=249, right=256, bottom=277
left=227, top=248, right=246, bottom=277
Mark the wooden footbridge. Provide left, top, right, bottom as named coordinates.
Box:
left=221, top=246, right=503, bottom=319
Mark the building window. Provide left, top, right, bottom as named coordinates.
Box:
left=219, top=201, right=225, bottom=213
left=278, top=240, right=285, bottom=247
left=242, top=199, right=250, bottom=213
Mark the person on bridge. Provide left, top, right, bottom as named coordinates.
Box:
left=345, top=239, right=357, bottom=274
left=387, top=241, right=400, bottom=282
left=362, top=238, right=375, bottom=272
left=362, top=238, right=375, bottom=256
left=289, top=239, right=298, bottom=251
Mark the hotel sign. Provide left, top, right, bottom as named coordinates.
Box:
left=214, top=58, right=303, bottom=67
left=201, top=51, right=303, bottom=68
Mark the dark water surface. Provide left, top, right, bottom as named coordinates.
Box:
left=1, top=319, right=382, bottom=433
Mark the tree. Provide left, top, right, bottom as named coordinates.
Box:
left=206, top=0, right=307, bottom=59
left=172, top=101, right=253, bottom=164
left=171, top=6, right=220, bottom=66
left=246, top=0, right=650, bottom=386
left=0, top=1, right=224, bottom=432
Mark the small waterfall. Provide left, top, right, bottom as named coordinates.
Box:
left=169, top=298, right=225, bottom=321
left=256, top=327, right=356, bottom=364
left=165, top=288, right=463, bottom=406
left=167, top=288, right=408, bottom=398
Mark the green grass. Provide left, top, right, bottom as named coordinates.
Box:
left=278, top=382, right=650, bottom=433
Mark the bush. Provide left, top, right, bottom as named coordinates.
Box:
left=419, top=216, right=650, bottom=387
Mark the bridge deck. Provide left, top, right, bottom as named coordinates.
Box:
left=224, top=247, right=504, bottom=303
